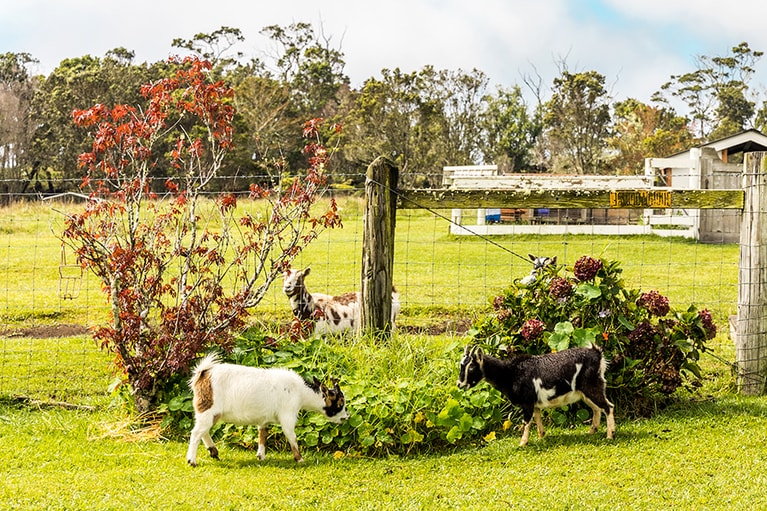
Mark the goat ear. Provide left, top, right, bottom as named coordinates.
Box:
left=312, top=376, right=321, bottom=388
left=303, top=266, right=311, bottom=276
left=528, top=253, right=536, bottom=261
left=473, top=347, right=484, bottom=361
left=551, top=256, right=557, bottom=265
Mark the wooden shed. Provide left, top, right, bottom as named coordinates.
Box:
left=645, top=129, right=767, bottom=243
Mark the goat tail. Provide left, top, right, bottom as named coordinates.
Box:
left=190, top=353, right=221, bottom=387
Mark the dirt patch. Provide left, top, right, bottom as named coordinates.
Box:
left=0, top=319, right=472, bottom=339
left=0, top=324, right=90, bottom=338
left=400, top=318, right=472, bottom=336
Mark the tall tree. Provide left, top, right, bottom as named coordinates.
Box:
left=344, top=68, right=426, bottom=182
left=421, top=67, right=489, bottom=167
left=481, top=84, right=542, bottom=172
left=544, top=70, right=611, bottom=174
left=171, top=26, right=246, bottom=77
left=608, top=98, right=692, bottom=174
left=28, top=50, right=156, bottom=190
left=657, top=42, right=763, bottom=140
left=260, top=22, right=348, bottom=118
left=345, top=66, right=492, bottom=185
left=0, top=52, right=38, bottom=195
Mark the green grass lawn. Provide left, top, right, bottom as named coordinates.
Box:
left=1, top=383, right=766, bottom=510
left=0, top=331, right=765, bottom=511
left=0, top=197, right=740, bottom=328
left=0, top=197, right=762, bottom=510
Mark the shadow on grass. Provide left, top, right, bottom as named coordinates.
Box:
left=503, top=429, right=652, bottom=452
left=662, top=394, right=767, bottom=419
left=206, top=454, right=340, bottom=470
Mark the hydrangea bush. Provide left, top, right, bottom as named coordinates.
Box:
left=468, top=255, right=717, bottom=417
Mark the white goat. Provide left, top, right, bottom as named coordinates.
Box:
left=282, top=266, right=400, bottom=335
left=186, top=354, right=349, bottom=466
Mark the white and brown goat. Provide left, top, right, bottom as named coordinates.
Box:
left=282, top=266, right=400, bottom=336
left=186, top=354, right=349, bottom=466
left=457, top=345, right=615, bottom=446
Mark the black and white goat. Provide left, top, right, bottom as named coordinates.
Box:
left=457, top=345, right=615, bottom=446
left=282, top=266, right=400, bottom=335
left=186, top=354, right=349, bottom=466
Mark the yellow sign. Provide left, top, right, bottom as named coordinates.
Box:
left=609, top=190, right=672, bottom=208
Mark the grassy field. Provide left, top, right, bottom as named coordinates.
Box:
left=1, top=197, right=763, bottom=510
left=1, top=337, right=766, bottom=511
left=0, top=197, right=740, bottom=327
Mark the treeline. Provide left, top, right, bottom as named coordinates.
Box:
left=0, top=25, right=764, bottom=193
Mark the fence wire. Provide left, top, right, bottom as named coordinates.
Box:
left=0, top=178, right=755, bottom=403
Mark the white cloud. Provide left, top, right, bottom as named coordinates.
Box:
left=2, top=0, right=767, bottom=106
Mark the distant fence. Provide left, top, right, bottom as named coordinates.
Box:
left=363, top=154, right=766, bottom=395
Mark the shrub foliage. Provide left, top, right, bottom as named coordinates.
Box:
left=468, top=255, right=717, bottom=416
left=161, top=331, right=511, bottom=457
left=62, top=57, right=341, bottom=412
left=162, top=255, right=717, bottom=457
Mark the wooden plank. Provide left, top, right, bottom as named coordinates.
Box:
left=648, top=157, right=694, bottom=168
left=361, top=157, right=398, bottom=336
left=737, top=153, right=767, bottom=395
left=397, top=188, right=744, bottom=210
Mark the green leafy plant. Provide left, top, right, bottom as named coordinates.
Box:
left=160, top=329, right=512, bottom=456
left=62, top=57, right=342, bottom=412
left=467, top=255, right=717, bottom=417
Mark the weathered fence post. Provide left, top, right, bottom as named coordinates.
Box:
left=737, top=152, right=767, bottom=395
left=361, top=157, right=398, bottom=336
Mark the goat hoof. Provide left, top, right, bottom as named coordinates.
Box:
left=208, top=447, right=219, bottom=459
left=187, top=460, right=197, bottom=468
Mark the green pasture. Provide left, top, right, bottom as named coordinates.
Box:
left=1, top=197, right=762, bottom=510
left=1, top=334, right=766, bottom=510
left=0, top=197, right=740, bottom=329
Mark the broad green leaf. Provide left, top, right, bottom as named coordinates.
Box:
left=576, top=283, right=602, bottom=301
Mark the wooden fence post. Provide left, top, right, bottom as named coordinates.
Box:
left=361, top=157, right=398, bottom=336
left=737, top=152, right=767, bottom=395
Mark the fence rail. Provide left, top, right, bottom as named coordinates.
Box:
left=398, top=188, right=745, bottom=210
left=364, top=154, right=766, bottom=395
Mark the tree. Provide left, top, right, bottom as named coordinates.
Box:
left=260, top=22, right=348, bottom=118
left=171, top=26, right=246, bottom=77
left=344, top=68, right=428, bottom=182
left=28, top=50, right=156, bottom=190
left=481, top=84, right=541, bottom=172
left=544, top=70, right=611, bottom=174
left=345, top=66, right=490, bottom=185
left=421, top=67, right=489, bottom=167
left=608, top=98, right=692, bottom=174
left=0, top=52, right=38, bottom=196
left=61, top=57, right=341, bottom=411
left=658, top=42, right=763, bottom=140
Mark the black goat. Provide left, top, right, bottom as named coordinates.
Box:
left=457, top=345, right=615, bottom=446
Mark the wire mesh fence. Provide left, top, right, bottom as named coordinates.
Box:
left=0, top=176, right=749, bottom=404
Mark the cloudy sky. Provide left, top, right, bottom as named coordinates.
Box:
left=3, top=0, right=767, bottom=104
